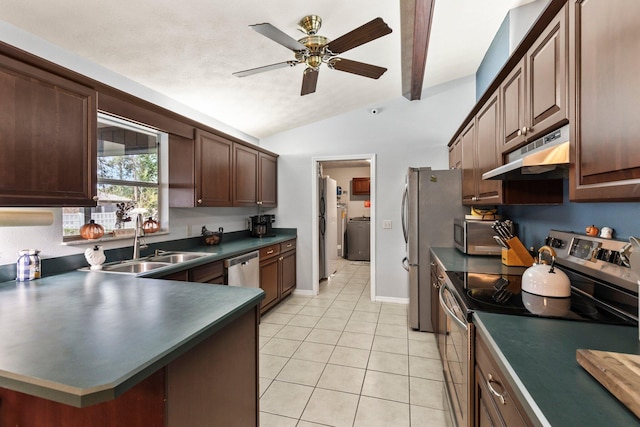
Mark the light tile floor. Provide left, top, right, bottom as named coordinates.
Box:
left=259, top=260, right=452, bottom=427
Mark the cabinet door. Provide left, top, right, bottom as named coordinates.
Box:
left=570, top=0, right=640, bottom=201
left=352, top=178, right=370, bottom=195
left=526, top=4, right=568, bottom=138
left=474, top=366, right=503, bottom=427
left=233, top=144, right=258, bottom=206
left=460, top=121, right=477, bottom=204
left=475, top=93, right=503, bottom=204
left=501, top=59, right=526, bottom=153
left=0, top=54, right=97, bottom=206
left=195, top=130, right=233, bottom=207
left=280, top=250, right=296, bottom=298
left=449, top=138, right=462, bottom=170
left=259, top=257, right=280, bottom=314
left=168, top=134, right=196, bottom=207
left=258, top=152, right=277, bottom=207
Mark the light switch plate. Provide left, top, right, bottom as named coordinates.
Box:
left=383, top=220, right=392, bottom=229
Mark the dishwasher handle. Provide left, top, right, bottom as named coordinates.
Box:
left=224, top=250, right=259, bottom=268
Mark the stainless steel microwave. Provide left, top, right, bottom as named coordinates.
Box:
left=453, top=218, right=507, bottom=256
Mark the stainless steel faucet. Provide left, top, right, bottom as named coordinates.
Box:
left=132, top=214, right=148, bottom=259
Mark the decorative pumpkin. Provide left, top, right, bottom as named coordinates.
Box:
left=585, top=225, right=599, bottom=237
left=142, top=217, right=160, bottom=234
left=80, top=220, right=105, bottom=240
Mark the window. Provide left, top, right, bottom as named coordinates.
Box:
left=63, top=113, right=164, bottom=239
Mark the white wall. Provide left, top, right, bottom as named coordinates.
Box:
left=260, top=75, right=476, bottom=299
left=0, top=206, right=264, bottom=266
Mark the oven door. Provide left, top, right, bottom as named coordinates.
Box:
left=439, top=283, right=474, bottom=427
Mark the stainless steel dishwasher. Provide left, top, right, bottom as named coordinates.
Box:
left=224, top=250, right=260, bottom=288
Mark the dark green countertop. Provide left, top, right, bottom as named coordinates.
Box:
left=0, top=274, right=264, bottom=408
left=430, top=247, right=527, bottom=276
left=474, top=312, right=640, bottom=426
left=430, top=247, right=640, bottom=426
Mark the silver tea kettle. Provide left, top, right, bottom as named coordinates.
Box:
left=521, top=246, right=571, bottom=297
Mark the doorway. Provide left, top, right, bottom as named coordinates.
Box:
left=311, top=154, right=376, bottom=300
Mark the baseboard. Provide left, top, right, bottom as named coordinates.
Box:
left=374, top=296, right=409, bottom=304
left=292, top=289, right=315, bottom=297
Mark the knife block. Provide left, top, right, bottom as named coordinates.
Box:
left=501, top=237, right=535, bottom=267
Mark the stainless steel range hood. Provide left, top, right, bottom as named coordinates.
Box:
left=483, top=124, right=570, bottom=180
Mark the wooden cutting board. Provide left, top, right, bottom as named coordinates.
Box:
left=577, top=349, right=640, bottom=418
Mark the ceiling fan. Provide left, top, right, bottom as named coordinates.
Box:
left=233, top=15, right=392, bottom=96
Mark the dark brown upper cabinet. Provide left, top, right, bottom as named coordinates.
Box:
left=501, top=4, right=568, bottom=154
left=462, top=92, right=502, bottom=205
left=169, top=129, right=233, bottom=207
left=569, top=0, right=640, bottom=201
left=352, top=178, right=371, bottom=196
left=0, top=53, right=97, bottom=206
left=258, top=152, right=278, bottom=207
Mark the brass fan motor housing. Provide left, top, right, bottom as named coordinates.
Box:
left=297, top=35, right=330, bottom=69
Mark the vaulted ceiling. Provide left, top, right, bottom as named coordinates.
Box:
left=0, top=0, right=536, bottom=138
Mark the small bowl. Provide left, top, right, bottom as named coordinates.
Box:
left=202, top=226, right=223, bottom=246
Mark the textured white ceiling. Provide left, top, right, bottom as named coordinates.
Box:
left=0, top=0, right=535, bottom=139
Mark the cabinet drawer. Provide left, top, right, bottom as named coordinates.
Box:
left=190, top=261, right=224, bottom=283
left=260, top=245, right=280, bottom=260
left=475, top=335, right=531, bottom=427
left=280, top=240, right=296, bottom=253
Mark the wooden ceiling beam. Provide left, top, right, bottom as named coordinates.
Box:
left=400, top=0, right=436, bottom=100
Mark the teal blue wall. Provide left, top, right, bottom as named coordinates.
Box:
left=500, top=181, right=640, bottom=249
left=475, top=15, right=510, bottom=101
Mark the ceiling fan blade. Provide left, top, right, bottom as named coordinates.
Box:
left=301, top=68, right=319, bottom=96
left=250, top=23, right=308, bottom=52
left=330, top=58, right=387, bottom=79
left=233, top=60, right=299, bottom=77
left=327, top=17, right=392, bottom=54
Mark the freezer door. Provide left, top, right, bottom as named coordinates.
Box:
left=408, top=264, right=419, bottom=329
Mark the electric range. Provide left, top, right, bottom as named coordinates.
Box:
left=444, top=230, right=639, bottom=326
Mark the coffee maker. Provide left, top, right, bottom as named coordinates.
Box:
left=249, top=214, right=275, bottom=238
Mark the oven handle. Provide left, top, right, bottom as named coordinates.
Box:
left=439, top=284, right=468, bottom=331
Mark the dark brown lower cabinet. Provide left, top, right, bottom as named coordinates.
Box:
left=159, top=260, right=224, bottom=284
left=0, top=308, right=259, bottom=427
left=475, top=332, right=532, bottom=427
left=259, top=252, right=281, bottom=313
left=259, top=239, right=297, bottom=314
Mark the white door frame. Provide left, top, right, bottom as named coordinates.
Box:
left=311, top=154, right=376, bottom=299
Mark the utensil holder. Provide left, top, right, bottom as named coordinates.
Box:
left=501, top=237, right=535, bottom=267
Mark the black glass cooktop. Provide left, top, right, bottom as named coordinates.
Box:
left=445, top=270, right=637, bottom=326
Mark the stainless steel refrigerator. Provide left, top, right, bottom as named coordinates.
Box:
left=402, top=168, right=465, bottom=332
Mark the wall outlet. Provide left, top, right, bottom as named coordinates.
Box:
left=186, top=225, right=193, bottom=236
left=383, top=220, right=392, bottom=229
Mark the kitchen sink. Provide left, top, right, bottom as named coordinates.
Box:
left=147, top=252, right=213, bottom=264
left=101, top=261, right=172, bottom=274
left=80, top=251, right=216, bottom=275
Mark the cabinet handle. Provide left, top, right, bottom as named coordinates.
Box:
left=279, top=256, right=283, bottom=261
left=286, top=243, right=292, bottom=248
left=92, top=196, right=99, bottom=201
left=517, top=129, right=522, bottom=136
left=267, top=249, right=274, bottom=254
left=197, top=199, right=203, bottom=204
left=487, top=374, right=506, bottom=405
left=472, top=196, right=478, bottom=201
left=257, top=201, right=263, bottom=205
left=432, top=281, right=440, bottom=289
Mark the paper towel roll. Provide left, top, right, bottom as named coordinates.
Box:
left=0, top=210, right=54, bottom=226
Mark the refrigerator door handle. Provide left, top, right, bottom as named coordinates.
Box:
left=402, top=256, right=410, bottom=271
left=401, top=184, right=409, bottom=244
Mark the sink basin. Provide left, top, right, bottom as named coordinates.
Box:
left=148, top=252, right=213, bottom=263
left=101, top=261, right=172, bottom=274
left=80, top=251, right=216, bottom=275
